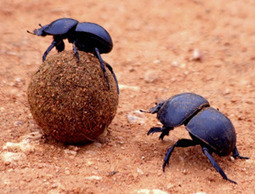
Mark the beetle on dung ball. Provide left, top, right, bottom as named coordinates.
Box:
left=27, top=18, right=118, bottom=91
left=27, top=18, right=119, bottom=144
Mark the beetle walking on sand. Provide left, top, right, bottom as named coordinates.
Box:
left=27, top=18, right=119, bottom=92
left=141, top=92, right=248, bottom=184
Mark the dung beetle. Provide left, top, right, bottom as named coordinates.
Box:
left=27, top=18, right=117, bottom=91
left=141, top=92, right=248, bottom=184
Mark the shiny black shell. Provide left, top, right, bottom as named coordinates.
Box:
left=186, top=107, right=236, bottom=156
left=157, top=93, right=209, bottom=128
left=73, top=22, right=113, bottom=54
left=35, top=18, right=78, bottom=36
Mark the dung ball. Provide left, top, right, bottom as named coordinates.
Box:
left=27, top=50, right=119, bottom=144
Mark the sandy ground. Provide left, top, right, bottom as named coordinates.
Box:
left=0, top=0, right=255, bottom=193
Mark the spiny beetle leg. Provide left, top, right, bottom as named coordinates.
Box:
left=232, top=146, right=249, bottom=160
left=163, top=139, right=199, bottom=172
left=105, top=62, right=119, bottom=94
left=43, top=40, right=57, bottom=62
left=203, top=147, right=237, bottom=184
left=159, top=127, right=173, bottom=140
left=147, top=127, right=163, bottom=135
left=95, top=48, right=110, bottom=89
left=72, top=42, right=80, bottom=63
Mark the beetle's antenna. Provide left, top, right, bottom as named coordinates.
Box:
left=140, top=109, right=150, bottom=113
left=39, top=24, right=43, bottom=27
left=27, top=30, right=34, bottom=34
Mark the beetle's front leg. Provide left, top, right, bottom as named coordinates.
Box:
left=147, top=126, right=173, bottom=140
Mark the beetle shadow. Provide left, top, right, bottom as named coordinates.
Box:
left=39, top=132, right=98, bottom=149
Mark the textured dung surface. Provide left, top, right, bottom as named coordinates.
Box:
left=27, top=51, right=118, bottom=144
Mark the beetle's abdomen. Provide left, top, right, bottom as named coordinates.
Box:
left=186, top=107, right=236, bottom=156
left=157, top=93, right=209, bottom=127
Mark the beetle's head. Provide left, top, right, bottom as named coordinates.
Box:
left=140, top=100, right=166, bottom=114
left=27, top=24, right=48, bottom=36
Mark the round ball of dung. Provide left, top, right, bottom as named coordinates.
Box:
left=27, top=50, right=119, bottom=144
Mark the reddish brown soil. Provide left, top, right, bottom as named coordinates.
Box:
left=0, top=0, right=254, bottom=193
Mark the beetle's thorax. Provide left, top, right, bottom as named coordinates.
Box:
left=156, top=93, right=210, bottom=128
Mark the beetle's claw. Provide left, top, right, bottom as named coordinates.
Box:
left=232, top=147, right=249, bottom=160
left=159, top=133, right=167, bottom=140
left=104, top=73, right=110, bottom=90
left=162, top=161, right=169, bottom=172
left=225, top=177, right=237, bottom=184
left=105, top=62, right=119, bottom=94
left=234, top=155, right=249, bottom=160
left=147, top=127, right=162, bottom=136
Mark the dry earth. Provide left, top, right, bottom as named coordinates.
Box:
left=0, top=0, right=255, bottom=193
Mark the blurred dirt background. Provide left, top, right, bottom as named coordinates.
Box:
left=0, top=0, right=255, bottom=193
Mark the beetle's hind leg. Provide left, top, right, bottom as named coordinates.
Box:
left=94, top=48, right=110, bottom=89
left=232, top=146, right=249, bottom=159
left=147, top=126, right=173, bottom=140
left=202, top=147, right=237, bottom=184
left=105, top=62, right=119, bottom=94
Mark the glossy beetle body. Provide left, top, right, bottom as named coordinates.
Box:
left=145, top=93, right=209, bottom=140
left=157, top=93, right=209, bottom=128
left=28, top=18, right=119, bottom=93
left=187, top=107, right=236, bottom=156
left=72, top=22, right=113, bottom=54
left=142, top=92, right=248, bottom=184
left=36, top=18, right=78, bottom=37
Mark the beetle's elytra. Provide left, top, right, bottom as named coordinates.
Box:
left=142, top=92, right=248, bottom=184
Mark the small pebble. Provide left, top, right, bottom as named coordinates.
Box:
left=119, top=84, right=140, bottom=91
left=153, top=59, right=161, bottom=64
left=137, top=189, right=168, bottom=194
left=127, top=110, right=146, bottom=124
left=85, top=175, right=102, bottom=180
left=172, top=61, right=179, bottom=67
left=1, top=151, right=26, bottom=165
left=191, top=49, right=204, bottom=61
left=3, top=140, right=35, bottom=154
left=167, top=183, right=174, bottom=189
left=64, top=149, right=77, bottom=157
left=137, top=168, right=144, bottom=175
left=180, top=63, right=186, bottom=69
left=144, top=70, right=158, bottom=83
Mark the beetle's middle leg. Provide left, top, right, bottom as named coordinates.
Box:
left=163, top=139, right=199, bottom=171
left=72, top=41, right=80, bottom=63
